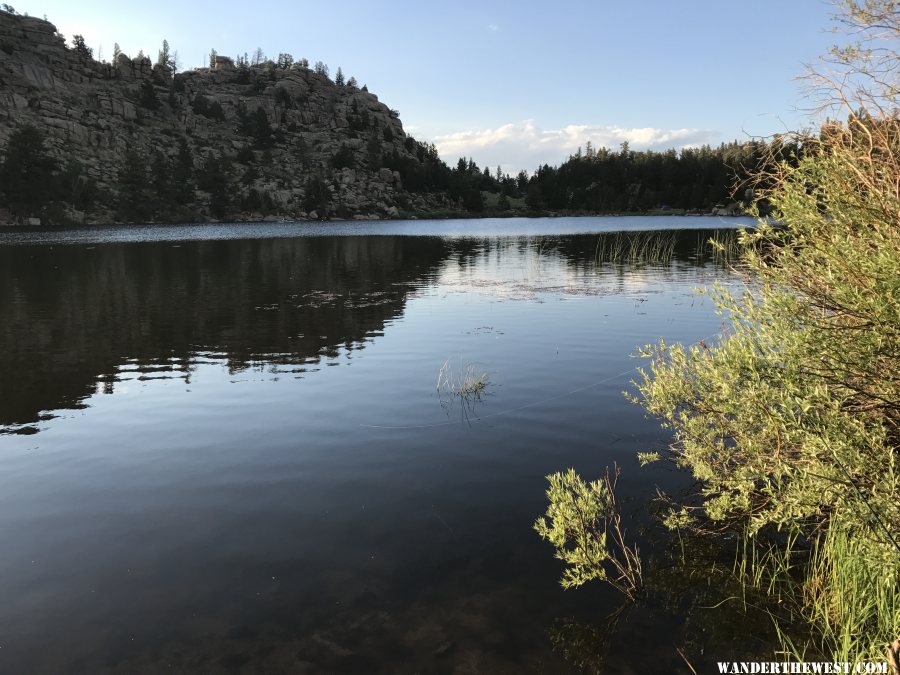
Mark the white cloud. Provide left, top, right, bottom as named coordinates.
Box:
left=487, top=23, right=499, bottom=31
left=431, top=120, right=718, bottom=175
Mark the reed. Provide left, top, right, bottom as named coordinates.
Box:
left=595, top=230, right=678, bottom=266
left=730, top=525, right=900, bottom=664
left=436, top=358, right=488, bottom=399
left=706, top=228, right=752, bottom=268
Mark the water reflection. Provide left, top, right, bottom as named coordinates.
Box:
left=0, top=227, right=741, bottom=673
left=0, top=230, right=733, bottom=433
left=547, top=534, right=791, bottom=674
left=0, top=237, right=448, bottom=430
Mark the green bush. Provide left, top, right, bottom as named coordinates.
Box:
left=633, top=111, right=900, bottom=661
left=537, top=1, right=900, bottom=662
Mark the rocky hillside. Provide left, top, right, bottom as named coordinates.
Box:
left=0, top=9, right=459, bottom=225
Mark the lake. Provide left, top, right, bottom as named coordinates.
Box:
left=0, top=216, right=755, bottom=673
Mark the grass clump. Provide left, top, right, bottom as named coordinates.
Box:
left=705, top=228, right=747, bottom=268
left=595, top=230, right=678, bottom=266
left=436, top=359, right=488, bottom=399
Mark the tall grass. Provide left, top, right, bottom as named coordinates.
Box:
left=798, top=529, right=899, bottom=662
left=595, top=230, right=678, bottom=265
left=732, top=526, right=900, bottom=664
left=705, top=229, right=745, bottom=267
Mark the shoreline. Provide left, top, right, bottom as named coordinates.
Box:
left=0, top=210, right=754, bottom=231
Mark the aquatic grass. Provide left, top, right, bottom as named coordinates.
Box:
left=706, top=229, right=747, bottom=268
left=594, top=230, right=678, bottom=266
left=548, top=604, right=632, bottom=673
left=436, top=358, right=488, bottom=400
left=795, top=529, right=900, bottom=664
left=729, top=525, right=900, bottom=665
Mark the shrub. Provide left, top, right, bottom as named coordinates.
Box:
left=630, top=3, right=900, bottom=661
left=139, top=80, right=159, bottom=110
left=330, top=144, right=355, bottom=170
left=538, top=1, right=900, bottom=663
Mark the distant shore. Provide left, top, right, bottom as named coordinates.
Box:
left=1, top=208, right=754, bottom=229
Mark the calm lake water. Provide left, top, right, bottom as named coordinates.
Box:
left=0, top=216, right=755, bottom=673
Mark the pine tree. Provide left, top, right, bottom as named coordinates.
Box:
left=302, top=174, right=330, bottom=216
left=366, top=131, right=381, bottom=168
left=0, top=125, right=58, bottom=216
left=139, top=80, right=159, bottom=110
left=150, top=151, right=173, bottom=203
left=117, top=148, right=151, bottom=221
left=295, top=135, right=309, bottom=168
left=157, top=39, right=170, bottom=68
left=71, top=34, right=92, bottom=60
left=173, top=137, right=193, bottom=205
left=198, top=153, right=230, bottom=218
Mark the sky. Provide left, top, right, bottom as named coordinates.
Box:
left=14, top=0, right=839, bottom=174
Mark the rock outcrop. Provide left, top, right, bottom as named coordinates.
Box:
left=0, top=10, right=457, bottom=224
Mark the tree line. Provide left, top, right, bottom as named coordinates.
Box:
left=379, top=136, right=803, bottom=216
left=517, top=139, right=801, bottom=213
left=0, top=122, right=802, bottom=224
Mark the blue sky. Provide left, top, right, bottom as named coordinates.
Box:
left=16, top=0, right=838, bottom=173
